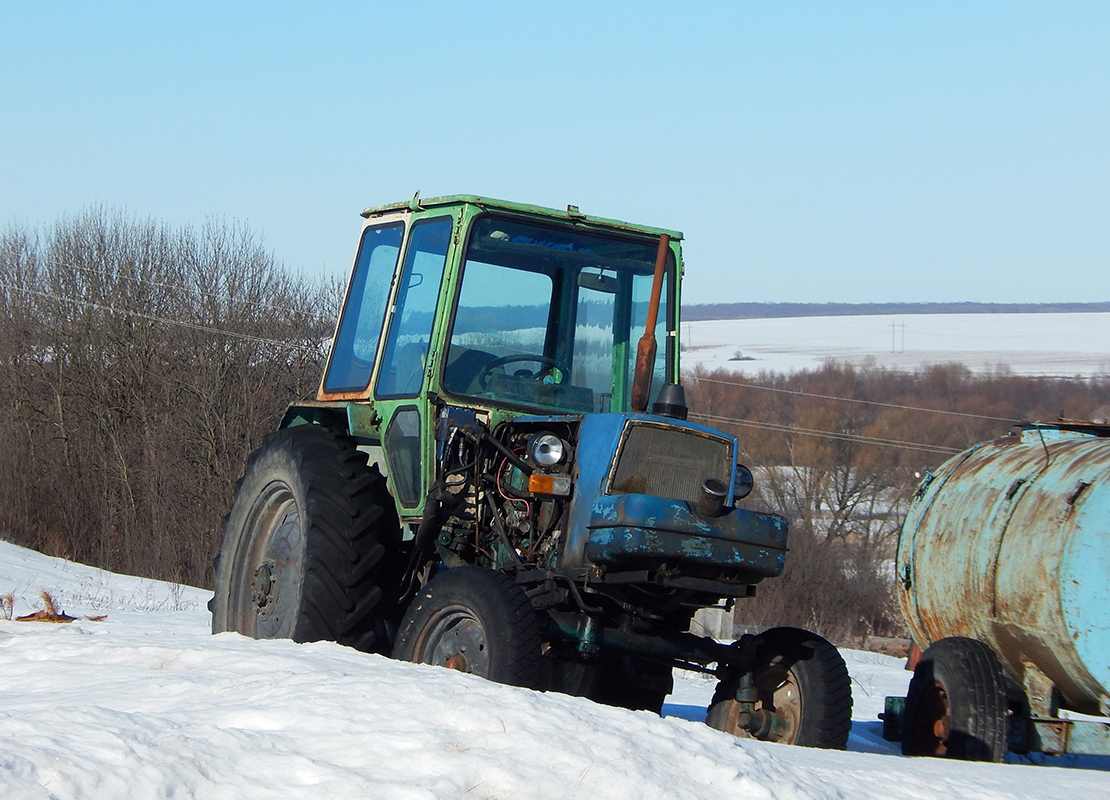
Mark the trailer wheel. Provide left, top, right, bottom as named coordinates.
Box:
left=392, top=567, right=544, bottom=688
left=707, top=627, right=852, bottom=749
left=901, top=636, right=1008, bottom=761
left=211, top=426, right=400, bottom=653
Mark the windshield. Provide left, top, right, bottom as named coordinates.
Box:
left=442, top=215, right=672, bottom=413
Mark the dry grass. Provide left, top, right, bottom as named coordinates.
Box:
left=15, top=591, right=76, bottom=623
left=4, top=590, right=107, bottom=623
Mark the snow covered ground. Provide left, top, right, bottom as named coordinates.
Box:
left=683, top=312, right=1110, bottom=377
left=1, top=539, right=1107, bottom=798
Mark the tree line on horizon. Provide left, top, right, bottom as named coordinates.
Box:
left=682, top=300, right=1110, bottom=321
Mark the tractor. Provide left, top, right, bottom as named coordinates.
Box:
left=211, top=194, right=852, bottom=747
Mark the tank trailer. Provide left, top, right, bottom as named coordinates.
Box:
left=883, top=421, right=1110, bottom=761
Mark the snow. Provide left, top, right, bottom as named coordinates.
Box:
left=683, top=312, right=1110, bottom=377
left=1, top=539, right=1108, bottom=798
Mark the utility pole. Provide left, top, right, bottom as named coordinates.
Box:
left=891, top=321, right=906, bottom=353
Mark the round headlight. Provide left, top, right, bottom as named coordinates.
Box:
left=527, top=433, right=565, bottom=467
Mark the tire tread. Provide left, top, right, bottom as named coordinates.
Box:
left=902, top=636, right=1007, bottom=761
left=707, top=627, right=852, bottom=749
left=211, top=425, right=401, bottom=654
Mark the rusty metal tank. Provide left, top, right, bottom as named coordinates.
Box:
left=897, top=421, right=1110, bottom=715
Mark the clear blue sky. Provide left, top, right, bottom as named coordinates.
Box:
left=2, top=2, right=1107, bottom=304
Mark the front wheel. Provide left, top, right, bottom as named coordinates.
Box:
left=901, top=637, right=1008, bottom=761
left=392, top=567, right=544, bottom=688
left=707, top=627, right=852, bottom=749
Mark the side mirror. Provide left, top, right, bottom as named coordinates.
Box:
left=734, top=464, right=754, bottom=500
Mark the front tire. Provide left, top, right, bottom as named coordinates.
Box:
left=901, top=636, right=1008, bottom=761
left=211, top=425, right=399, bottom=653
left=707, top=627, right=852, bottom=749
left=392, top=567, right=544, bottom=688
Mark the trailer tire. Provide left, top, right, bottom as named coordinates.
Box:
left=901, top=636, right=1008, bottom=761
left=707, top=627, right=852, bottom=749
left=392, top=567, right=544, bottom=689
left=211, top=425, right=400, bottom=653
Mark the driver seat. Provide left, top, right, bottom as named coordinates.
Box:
left=443, top=347, right=498, bottom=395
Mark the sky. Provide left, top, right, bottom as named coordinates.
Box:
left=2, top=2, right=1108, bottom=305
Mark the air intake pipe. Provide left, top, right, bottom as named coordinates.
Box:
left=631, top=233, right=670, bottom=412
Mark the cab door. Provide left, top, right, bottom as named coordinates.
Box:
left=370, top=215, right=455, bottom=515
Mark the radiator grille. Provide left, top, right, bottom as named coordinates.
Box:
left=609, top=423, right=733, bottom=503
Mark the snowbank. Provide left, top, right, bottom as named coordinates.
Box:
left=1, top=541, right=1107, bottom=798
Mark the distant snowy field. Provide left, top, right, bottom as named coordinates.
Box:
left=2, top=541, right=1107, bottom=798
left=683, top=312, right=1110, bottom=377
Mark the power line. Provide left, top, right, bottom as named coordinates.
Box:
left=689, top=411, right=962, bottom=456
left=0, top=280, right=1015, bottom=453
left=689, top=374, right=1019, bottom=424
left=0, top=281, right=322, bottom=353
left=55, top=260, right=337, bottom=325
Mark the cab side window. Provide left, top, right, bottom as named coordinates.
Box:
left=322, top=222, right=404, bottom=393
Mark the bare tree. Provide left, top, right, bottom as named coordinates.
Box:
left=0, top=209, right=333, bottom=586
left=686, top=362, right=1108, bottom=644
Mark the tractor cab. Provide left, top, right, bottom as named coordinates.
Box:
left=324, top=197, right=676, bottom=411
left=305, top=195, right=681, bottom=517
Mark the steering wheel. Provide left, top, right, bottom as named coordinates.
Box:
left=477, top=353, right=569, bottom=390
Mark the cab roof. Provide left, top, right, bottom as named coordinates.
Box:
left=361, top=194, right=683, bottom=240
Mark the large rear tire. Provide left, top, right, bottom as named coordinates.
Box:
left=707, top=627, right=852, bottom=749
left=901, top=636, right=1008, bottom=762
left=392, top=567, right=544, bottom=688
left=211, top=425, right=400, bottom=653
